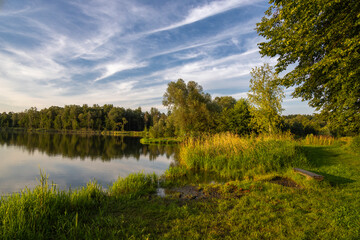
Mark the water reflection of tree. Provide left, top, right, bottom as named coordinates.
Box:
left=0, top=131, right=178, bottom=162
left=143, top=145, right=178, bottom=161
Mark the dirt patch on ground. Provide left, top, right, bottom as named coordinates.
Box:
left=162, top=184, right=251, bottom=200
left=159, top=177, right=299, bottom=200
left=165, top=186, right=207, bottom=200
left=268, top=176, right=301, bottom=188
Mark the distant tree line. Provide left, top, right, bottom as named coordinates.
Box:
left=0, top=104, right=161, bottom=132
left=282, top=115, right=330, bottom=137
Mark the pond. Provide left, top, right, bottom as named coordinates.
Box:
left=0, top=131, right=178, bottom=194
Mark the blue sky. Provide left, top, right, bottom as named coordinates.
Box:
left=0, top=0, right=313, bottom=114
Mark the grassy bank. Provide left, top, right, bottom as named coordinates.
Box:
left=178, top=133, right=309, bottom=179
left=1, top=135, right=359, bottom=239
left=101, top=130, right=144, bottom=136
left=0, top=172, right=158, bottom=239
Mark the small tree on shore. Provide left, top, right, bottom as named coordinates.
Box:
left=248, top=63, right=284, bottom=134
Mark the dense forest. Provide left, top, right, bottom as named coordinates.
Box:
left=0, top=104, right=154, bottom=132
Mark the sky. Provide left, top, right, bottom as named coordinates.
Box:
left=0, top=0, right=313, bottom=115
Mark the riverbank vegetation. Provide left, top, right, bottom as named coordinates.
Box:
left=0, top=172, right=158, bottom=239
left=178, top=133, right=308, bottom=179
left=140, top=137, right=182, bottom=145
left=0, top=140, right=359, bottom=239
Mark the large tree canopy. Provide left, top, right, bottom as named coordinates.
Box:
left=257, top=0, right=360, bottom=134
left=163, top=79, right=215, bottom=134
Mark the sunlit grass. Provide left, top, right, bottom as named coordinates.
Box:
left=303, top=133, right=335, bottom=145
left=109, top=172, right=158, bottom=199
left=178, top=133, right=309, bottom=179
left=0, top=171, right=158, bottom=239
left=140, top=137, right=181, bottom=145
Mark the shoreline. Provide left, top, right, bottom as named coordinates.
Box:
left=0, top=127, right=145, bottom=136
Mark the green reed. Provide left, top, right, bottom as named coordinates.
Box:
left=109, top=172, right=158, bottom=199
left=179, top=133, right=309, bottom=179
left=0, top=171, right=158, bottom=239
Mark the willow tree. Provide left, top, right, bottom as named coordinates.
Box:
left=257, top=0, right=360, bottom=135
left=248, top=64, right=284, bottom=134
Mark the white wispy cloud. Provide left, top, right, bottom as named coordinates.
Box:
left=146, top=19, right=257, bottom=60
left=94, top=60, right=147, bottom=82
left=148, top=0, right=262, bottom=34
left=0, top=0, right=312, bottom=114
left=145, top=35, right=273, bottom=89
left=160, top=51, right=262, bottom=89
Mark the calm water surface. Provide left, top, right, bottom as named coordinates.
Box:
left=0, top=131, right=178, bottom=194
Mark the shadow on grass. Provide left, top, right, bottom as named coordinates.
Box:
left=314, top=171, right=355, bottom=186
left=162, top=170, right=229, bottom=188
left=301, top=146, right=340, bottom=167
left=300, top=146, right=356, bottom=185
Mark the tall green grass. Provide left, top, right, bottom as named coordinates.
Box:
left=303, top=134, right=335, bottom=145
left=0, top=171, right=158, bottom=239
left=179, top=133, right=309, bottom=179
left=109, top=172, right=158, bottom=198
left=0, top=171, right=73, bottom=239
